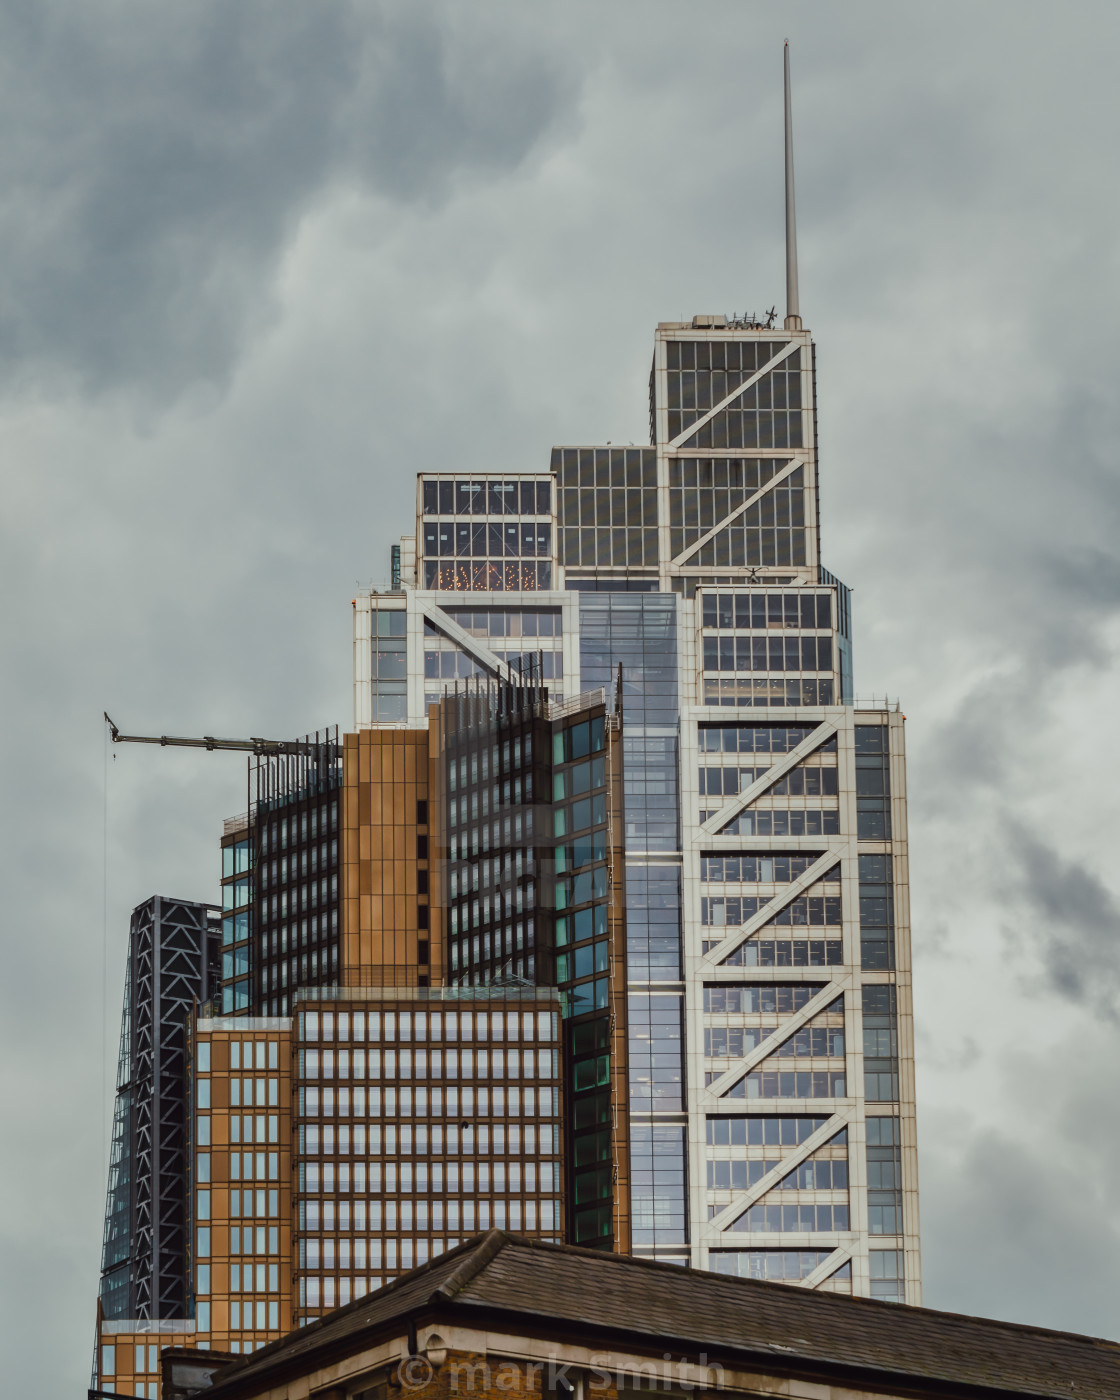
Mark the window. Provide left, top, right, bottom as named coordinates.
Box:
left=855, top=726, right=891, bottom=839
left=863, top=985, right=899, bottom=1101
left=870, top=1248, right=904, bottom=1301
left=731, top=1202, right=848, bottom=1232
left=867, top=1117, right=903, bottom=1234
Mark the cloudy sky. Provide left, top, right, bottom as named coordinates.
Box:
left=3, top=1, right=1120, bottom=1391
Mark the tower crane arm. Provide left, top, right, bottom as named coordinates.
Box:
left=103, top=713, right=322, bottom=758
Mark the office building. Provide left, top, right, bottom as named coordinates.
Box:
left=93, top=51, right=921, bottom=1398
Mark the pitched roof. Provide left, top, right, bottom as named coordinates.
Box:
left=204, top=1232, right=1120, bottom=1400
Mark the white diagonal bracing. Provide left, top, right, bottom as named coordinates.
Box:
left=703, top=1108, right=852, bottom=1239
left=670, top=457, right=805, bottom=568
left=798, top=1246, right=853, bottom=1290
left=699, top=844, right=849, bottom=968
left=699, top=721, right=839, bottom=835
left=667, top=339, right=801, bottom=451
left=701, top=974, right=853, bottom=1102
left=419, top=602, right=513, bottom=682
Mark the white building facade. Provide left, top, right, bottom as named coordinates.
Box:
left=353, top=313, right=921, bottom=1304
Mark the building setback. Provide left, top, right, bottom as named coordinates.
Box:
left=94, top=54, right=922, bottom=1396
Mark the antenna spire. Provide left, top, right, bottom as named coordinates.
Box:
left=783, top=41, right=802, bottom=330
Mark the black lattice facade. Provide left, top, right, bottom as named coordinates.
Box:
left=99, top=896, right=220, bottom=1320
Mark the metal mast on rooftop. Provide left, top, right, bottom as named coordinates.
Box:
left=784, top=40, right=802, bottom=330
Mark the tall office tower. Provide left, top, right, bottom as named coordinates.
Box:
left=94, top=53, right=921, bottom=1399
left=361, top=59, right=920, bottom=1302
left=98, top=897, right=221, bottom=1324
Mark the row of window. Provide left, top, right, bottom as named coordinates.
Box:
left=259, top=801, right=339, bottom=855
left=298, top=1121, right=554, bottom=1159
left=729, top=1202, right=848, bottom=1234
left=702, top=593, right=832, bottom=632
left=701, top=855, right=836, bottom=884
left=300, top=1159, right=562, bottom=1200
left=448, top=779, right=534, bottom=826
left=706, top=1115, right=830, bottom=1145
left=422, top=479, right=552, bottom=517
left=449, top=809, right=534, bottom=861
left=226, top=1299, right=280, bottom=1331
left=703, top=985, right=820, bottom=1015
left=558, top=486, right=658, bottom=529
left=300, top=1084, right=558, bottom=1118
left=423, top=561, right=553, bottom=592
left=299, top=1008, right=556, bottom=1043
left=711, top=809, right=839, bottom=837
left=451, top=850, right=534, bottom=895
left=703, top=678, right=835, bottom=707
left=441, top=608, right=561, bottom=638
left=422, top=521, right=552, bottom=558
left=722, top=1070, right=847, bottom=1100
left=559, top=525, right=660, bottom=569
left=702, top=895, right=842, bottom=926
left=225, top=1152, right=279, bottom=1182
left=698, top=724, right=832, bottom=753
left=667, top=356, right=801, bottom=427
left=698, top=763, right=836, bottom=798
left=227, top=1223, right=279, bottom=1254
left=426, top=648, right=563, bottom=681
left=299, top=1047, right=556, bottom=1081
left=703, top=1027, right=772, bottom=1057
left=708, top=1158, right=848, bottom=1191
left=219, top=1262, right=280, bottom=1294
left=260, top=876, right=337, bottom=922
left=715, top=939, right=844, bottom=967
left=450, top=928, right=536, bottom=970
left=449, top=886, right=535, bottom=932
left=259, top=842, right=337, bottom=891
left=195, top=1079, right=278, bottom=1110
left=704, top=636, right=834, bottom=673
left=552, top=445, right=657, bottom=490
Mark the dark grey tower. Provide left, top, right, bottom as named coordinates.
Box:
left=99, top=896, right=220, bottom=1320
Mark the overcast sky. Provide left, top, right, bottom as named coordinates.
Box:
left=3, top=2, right=1120, bottom=1392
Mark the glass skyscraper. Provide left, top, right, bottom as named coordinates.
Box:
left=347, top=297, right=920, bottom=1301
left=92, top=56, right=921, bottom=1394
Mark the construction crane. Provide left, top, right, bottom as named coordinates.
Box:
left=103, top=713, right=326, bottom=758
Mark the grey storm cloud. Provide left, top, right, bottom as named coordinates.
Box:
left=1003, top=823, right=1120, bottom=1018
left=5, top=4, right=1120, bottom=1396
left=0, top=1, right=576, bottom=397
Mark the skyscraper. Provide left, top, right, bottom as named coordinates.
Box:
left=93, top=47, right=920, bottom=1398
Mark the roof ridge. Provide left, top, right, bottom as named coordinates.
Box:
left=431, top=1228, right=510, bottom=1301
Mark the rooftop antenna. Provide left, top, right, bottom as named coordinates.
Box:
left=783, top=41, right=802, bottom=331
